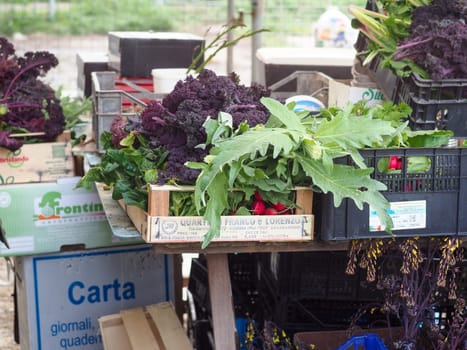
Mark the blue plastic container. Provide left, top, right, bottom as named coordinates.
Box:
left=336, top=333, right=388, bottom=350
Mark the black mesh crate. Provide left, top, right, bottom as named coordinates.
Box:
left=393, top=74, right=467, bottom=136
left=316, top=148, right=467, bottom=240
left=259, top=297, right=387, bottom=336
left=354, top=1, right=467, bottom=136
left=187, top=257, right=211, bottom=315
left=357, top=54, right=467, bottom=136
left=187, top=254, right=261, bottom=317
left=258, top=251, right=383, bottom=302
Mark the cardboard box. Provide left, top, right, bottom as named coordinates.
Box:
left=0, top=177, right=143, bottom=256
left=328, top=79, right=385, bottom=108
left=111, top=185, right=314, bottom=244
left=99, top=302, right=193, bottom=350
left=0, top=132, right=74, bottom=184
left=15, top=245, right=176, bottom=350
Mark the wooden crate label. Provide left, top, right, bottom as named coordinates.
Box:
left=148, top=214, right=314, bottom=242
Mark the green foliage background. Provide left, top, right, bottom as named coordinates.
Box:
left=0, top=0, right=366, bottom=37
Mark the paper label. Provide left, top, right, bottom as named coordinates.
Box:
left=149, top=215, right=314, bottom=242
left=370, top=200, right=426, bottom=231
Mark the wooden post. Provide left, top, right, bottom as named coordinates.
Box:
left=206, top=254, right=237, bottom=350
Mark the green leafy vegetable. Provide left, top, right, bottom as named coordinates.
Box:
left=189, top=97, right=401, bottom=248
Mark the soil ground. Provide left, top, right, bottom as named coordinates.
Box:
left=0, top=258, right=18, bottom=350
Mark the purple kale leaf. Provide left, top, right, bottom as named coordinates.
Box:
left=137, top=69, right=271, bottom=184
left=0, top=37, right=65, bottom=150
left=109, top=115, right=130, bottom=148
left=394, top=21, right=467, bottom=80
left=0, top=130, right=23, bottom=151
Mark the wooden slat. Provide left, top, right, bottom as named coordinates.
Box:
left=147, top=302, right=193, bottom=350
left=148, top=187, right=170, bottom=216
left=98, top=314, right=132, bottom=350
left=120, top=308, right=161, bottom=350
left=123, top=200, right=148, bottom=237
left=295, top=188, right=313, bottom=214
left=206, top=254, right=237, bottom=350
left=152, top=239, right=349, bottom=254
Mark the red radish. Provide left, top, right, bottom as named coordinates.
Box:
left=254, top=190, right=263, bottom=202
left=252, top=200, right=266, bottom=215
left=272, top=202, right=287, bottom=212
left=264, top=207, right=278, bottom=215
left=389, top=156, right=402, bottom=170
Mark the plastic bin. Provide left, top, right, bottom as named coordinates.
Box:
left=316, top=148, right=467, bottom=240
left=267, top=70, right=332, bottom=104
left=336, top=334, right=387, bottom=350
left=187, top=254, right=261, bottom=317
left=294, top=328, right=403, bottom=350
left=356, top=52, right=467, bottom=137
left=91, top=71, right=160, bottom=151
left=108, top=31, right=204, bottom=78
left=257, top=251, right=381, bottom=301
left=393, top=74, right=467, bottom=135
left=354, top=1, right=467, bottom=136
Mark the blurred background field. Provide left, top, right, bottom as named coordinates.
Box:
left=0, top=0, right=365, bottom=94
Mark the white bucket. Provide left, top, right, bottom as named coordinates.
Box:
left=152, top=68, right=189, bottom=94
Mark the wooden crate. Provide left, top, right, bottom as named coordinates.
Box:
left=118, top=184, right=314, bottom=244
left=99, top=301, right=193, bottom=350
left=0, top=131, right=74, bottom=184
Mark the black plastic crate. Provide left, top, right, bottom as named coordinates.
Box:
left=259, top=297, right=386, bottom=335
left=316, top=148, right=467, bottom=240
left=186, top=290, right=215, bottom=350
left=259, top=252, right=359, bottom=300
left=259, top=251, right=384, bottom=302
left=108, top=31, right=204, bottom=78
left=393, top=74, right=467, bottom=136
left=362, top=56, right=467, bottom=136
left=187, top=254, right=261, bottom=317
left=354, top=2, right=467, bottom=136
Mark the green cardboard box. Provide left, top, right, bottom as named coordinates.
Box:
left=0, top=177, right=142, bottom=256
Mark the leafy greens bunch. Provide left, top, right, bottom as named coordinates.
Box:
left=349, top=0, right=429, bottom=78
left=78, top=69, right=270, bottom=209
left=0, top=37, right=65, bottom=150
left=393, top=0, right=467, bottom=80
left=188, top=98, right=452, bottom=248
left=350, top=0, right=467, bottom=80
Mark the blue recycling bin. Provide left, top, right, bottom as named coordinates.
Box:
left=336, top=333, right=388, bottom=350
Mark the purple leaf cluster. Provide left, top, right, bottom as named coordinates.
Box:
left=136, top=69, right=270, bottom=184
left=393, top=1, right=467, bottom=80
left=0, top=37, right=65, bottom=150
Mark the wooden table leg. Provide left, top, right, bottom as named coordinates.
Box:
left=206, top=254, right=237, bottom=350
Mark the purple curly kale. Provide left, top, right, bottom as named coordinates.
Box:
left=158, top=145, right=206, bottom=184
left=162, top=69, right=270, bottom=128
left=138, top=69, right=271, bottom=184
left=409, top=0, right=466, bottom=36
left=394, top=21, right=467, bottom=80
left=109, top=115, right=129, bottom=148
left=0, top=37, right=65, bottom=150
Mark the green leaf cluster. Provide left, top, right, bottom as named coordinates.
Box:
left=77, top=131, right=168, bottom=210
left=189, top=98, right=448, bottom=248
left=349, top=0, right=430, bottom=77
